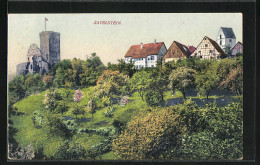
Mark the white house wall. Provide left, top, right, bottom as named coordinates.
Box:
left=192, top=38, right=221, bottom=60
left=225, top=38, right=236, bottom=49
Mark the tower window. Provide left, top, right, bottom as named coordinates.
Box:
left=220, top=35, right=222, bottom=39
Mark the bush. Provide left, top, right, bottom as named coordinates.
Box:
left=53, top=140, right=86, bottom=160
left=168, top=131, right=242, bottom=160
left=112, top=108, right=185, bottom=160
left=103, top=106, right=116, bottom=118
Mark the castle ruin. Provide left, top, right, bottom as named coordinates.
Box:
left=16, top=31, right=60, bottom=75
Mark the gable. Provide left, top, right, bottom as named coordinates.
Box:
left=191, top=36, right=225, bottom=56
left=163, top=41, right=190, bottom=59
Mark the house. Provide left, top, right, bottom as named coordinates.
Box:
left=124, top=40, right=167, bottom=69
left=191, top=36, right=226, bottom=60
left=163, top=41, right=191, bottom=62
left=228, top=42, right=243, bottom=57
left=216, top=27, right=236, bottom=50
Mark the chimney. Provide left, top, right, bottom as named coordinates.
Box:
left=154, top=39, right=156, bottom=45
left=140, top=43, right=143, bottom=49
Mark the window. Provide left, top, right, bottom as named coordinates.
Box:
left=229, top=39, right=232, bottom=43
left=30, top=65, right=32, bottom=69
left=220, top=40, right=222, bottom=45
left=220, top=35, right=222, bottom=39
left=200, top=56, right=202, bottom=59
left=151, top=55, right=154, bottom=60
left=209, top=50, right=213, bottom=53
left=205, top=44, right=208, bottom=47
left=151, top=65, right=154, bottom=68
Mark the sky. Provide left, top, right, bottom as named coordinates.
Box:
left=8, top=13, right=242, bottom=75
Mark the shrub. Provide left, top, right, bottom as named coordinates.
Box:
left=112, top=108, right=185, bottom=160
left=103, top=106, right=116, bottom=118
left=120, top=96, right=129, bottom=106
left=53, top=140, right=86, bottom=160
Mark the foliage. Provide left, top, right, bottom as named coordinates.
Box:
left=74, top=89, right=83, bottom=103
left=87, top=99, right=97, bottom=120
left=103, top=106, right=116, bottom=118
left=48, top=59, right=72, bottom=76
left=220, top=66, right=243, bottom=95
left=168, top=67, right=196, bottom=98
left=43, top=88, right=63, bottom=112
left=46, top=114, right=71, bottom=137
left=195, top=63, right=219, bottom=99
left=112, top=108, right=185, bottom=160
left=55, top=101, right=69, bottom=115
left=53, top=140, right=86, bottom=160
left=169, top=131, right=242, bottom=160
left=107, top=59, right=136, bottom=77
left=131, top=71, right=153, bottom=101
left=94, top=70, right=130, bottom=101
left=80, top=53, right=106, bottom=86
left=43, top=75, right=55, bottom=89
left=120, top=96, right=129, bottom=106
left=8, top=75, right=26, bottom=100
left=9, top=144, right=35, bottom=160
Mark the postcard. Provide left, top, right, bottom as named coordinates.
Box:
left=8, top=13, right=243, bottom=161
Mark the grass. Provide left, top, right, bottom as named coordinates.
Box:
left=10, top=87, right=240, bottom=159
left=10, top=87, right=149, bottom=159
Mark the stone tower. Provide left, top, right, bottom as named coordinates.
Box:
left=39, top=31, right=60, bottom=66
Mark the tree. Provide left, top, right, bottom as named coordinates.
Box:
left=223, top=45, right=231, bottom=54
left=168, top=67, right=196, bottom=99
left=195, top=64, right=219, bottom=100
left=54, top=140, right=86, bottom=160
left=55, top=101, right=69, bottom=115
left=72, top=89, right=84, bottom=119
left=72, top=105, right=85, bottom=120
left=8, top=75, right=26, bottom=100
left=220, top=66, right=243, bottom=95
left=54, top=67, right=66, bottom=86
left=80, top=53, right=106, bottom=86
left=32, top=74, right=45, bottom=94
left=94, top=70, right=130, bottom=103
left=131, top=71, right=153, bottom=101
left=86, top=99, right=97, bottom=120
left=43, top=75, right=54, bottom=89
left=107, top=59, right=136, bottom=78
left=43, top=88, right=63, bottom=112
left=48, top=59, right=72, bottom=76
left=112, top=108, right=184, bottom=160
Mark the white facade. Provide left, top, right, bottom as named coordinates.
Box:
left=191, top=37, right=224, bottom=60
left=125, top=43, right=167, bottom=69
left=216, top=27, right=236, bottom=50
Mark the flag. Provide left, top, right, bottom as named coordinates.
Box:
left=45, top=18, right=48, bottom=21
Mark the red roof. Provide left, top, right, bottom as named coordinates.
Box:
left=124, top=42, right=164, bottom=58
left=188, top=46, right=196, bottom=54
